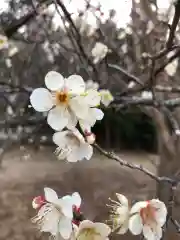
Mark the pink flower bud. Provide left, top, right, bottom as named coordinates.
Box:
left=85, top=131, right=96, bottom=144
left=32, top=196, right=45, bottom=209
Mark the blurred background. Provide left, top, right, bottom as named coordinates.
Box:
left=0, top=0, right=179, bottom=239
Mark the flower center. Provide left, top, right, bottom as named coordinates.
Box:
left=140, top=202, right=155, bottom=225
left=56, top=91, right=69, bottom=105
left=77, top=228, right=100, bottom=240
left=0, top=39, right=5, bottom=45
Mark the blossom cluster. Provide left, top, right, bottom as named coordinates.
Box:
left=30, top=71, right=113, bottom=162
left=30, top=71, right=167, bottom=240
left=32, top=188, right=167, bottom=240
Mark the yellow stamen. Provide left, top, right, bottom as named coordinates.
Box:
left=55, top=91, right=69, bottom=105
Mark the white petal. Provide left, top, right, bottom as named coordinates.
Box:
left=53, top=131, right=68, bottom=147
left=79, top=143, right=93, bottom=160
left=47, top=106, right=68, bottom=131
left=79, top=220, right=94, bottom=231
left=95, top=223, right=111, bottom=237
left=116, top=221, right=129, bottom=234
left=130, top=201, right=148, bottom=215
left=72, top=128, right=85, bottom=143
left=143, top=225, right=157, bottom=240
left=66, top=110, right=78, bottom=130
left=85, top=90, right=101, bottom=107
left=67, top=148, right=81, bottom=162
left=59, top=217, right=72, bottom=239
left=99, top=89, right=114, bottom=107
left=79, top=120, right=92, bottom=133
left=30, top=88, right=53, bottom=112
left=116, top=193, right=129, bottom=207
left=39, top=206, right=59, bottom=235
left=150, top=199, right=167, bottom=227
left=66, top=75, right=85, bottom=94
left=45, top=71, right=64, bottom=91
left=44, top=188, right=58, bottom=203
left=154, top=225, right=162, bottom=240
left=69, top=96, right=88, bottom=119
left=60, top=196, right=73, bottom=219
left=91, top=108, right=104, bottom=120
left=129, top=214, right=143, bottom=235
left=71, top=192, right=81, bottom=208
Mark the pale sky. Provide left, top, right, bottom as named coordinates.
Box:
left=0, top=0, right=173, bottom=29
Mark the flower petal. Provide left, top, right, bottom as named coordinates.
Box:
left=95, top=223, right=111, bottom=237
left=130, top=201, right=147, bottom=215
left=66, top=110, right=78, bottom=130
left=116, top=221, right=129, bottom=234
left=71, top=192, right=81, bottom=208
left=69, top=96, right=88, bottom=119
left=85, top=90, right=101, bottom=107
left=78, top=220, right=94, bottom=231
left=116, top=193, right=129, bottom=207
left=45, top=71, right=64, bottom=91
left=67, top=148, right=81, bottom=162
left=30, top=88, right=53, bottom=112
left=59, top=217, right=72, bottom=239
left=38, top=206, right=59, bottom=235
left=91, top=108, right=104, bottom=120
left=143, top=225, right=158, bottom=240
left=99, top=89, right=114, bottom=107
left=79, top=143, right=93, bottom=160
left=66, top=75, right=85, bottom=94
left=53, top=131, right=69, bottom=147
left=44, top=188, right=58, bottom=203
left=47, top=106, right=68, bottom=131
left=60, top=196, right=73, bottom=219
left=129, top=214, right=143, bottom=235
left=79, top=119, right=92, bottom=133
left=150, top=199, right=167, bottom=227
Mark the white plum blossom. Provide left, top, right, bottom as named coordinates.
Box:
left=0, top=34, right=8, bottom=50
left=99, top=89, right=114, bottom=107
left=53, top=128, right=93, bottom=162
left=128, top=81, right=136, bottom=89
left=86, top=80, right=99, bottom=90
left=129, top=199, right=167, bottom=240
left=30, top=71, right=103, bottom=131
left=79, top=107, right=104, bottom=134
left=32, top=187, right=74, bottom=239
left=92, top=42, right=108, bottom=64
left=108, top=193, right=130, bottom=234
left=75, top=220, right=111, bottom=240
left=165, top=59, right=178, bottom=76
left=141, top=91, right=153, bottom=100
left=86, top=80, right=114, bottom=107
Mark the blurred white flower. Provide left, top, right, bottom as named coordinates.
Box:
left=129, top=199, right=167, bottom=240
left=99, top=89, right=114, bottom=107
left=141, top=91, right=153, bottom=100
left=165, top=59, right=178, bottom=76
left=86, top=80, right=99, bottom=90
left=30, top=71, right=93, bottom=131
left=108, top=193, right=130, bottom=234
left=92, top=42, right=108, bottom=64
left=128, top=81, right=136, bottom=89
left=53, top=128, right=93, bottom=162
left=8, top=46, right=19, bottom=57
left=32, top=187, right=74, bottom=239
left=0, top=35, right=8, bottom=50
left=75, top=220, right=111, bottom=240
left=79, top=107, right=104, bottom=134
